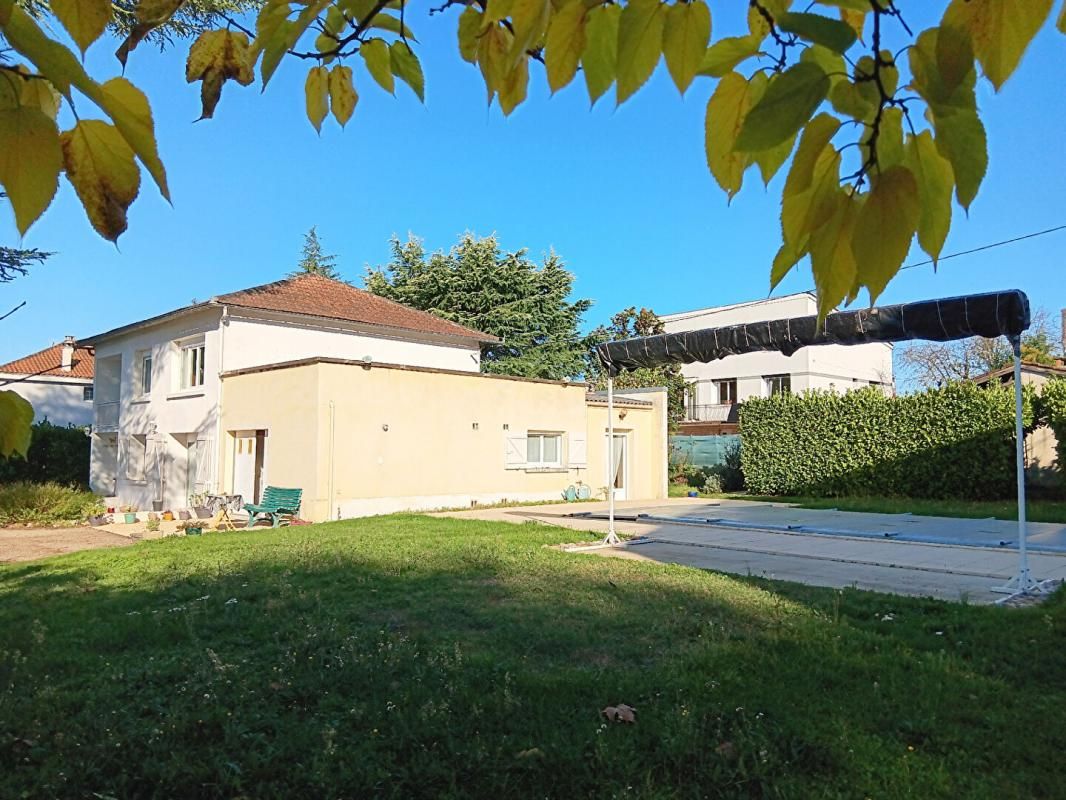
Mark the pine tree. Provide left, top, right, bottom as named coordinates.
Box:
left=366, top=234, right=592, bottom=380
left=290, top=227, right=342, bottom=281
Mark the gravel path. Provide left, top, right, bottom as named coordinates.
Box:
left=0, top=526, right=134, bottom=563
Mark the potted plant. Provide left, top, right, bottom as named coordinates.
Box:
left=177, top=520, right=203, bottom=536
left=145, top=518, right=160, bottom=533
left=162, top=510, right=174, bottom=521
left=120, top=504, right=138, bottom=524
left=188, top=493, right=212, bottom=519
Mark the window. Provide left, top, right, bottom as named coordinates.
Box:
left=764, top=374, right=791, bottom=396
left=138, top=351, right=153, bottom=396
left=180, top=342, right=206, bottom=389
left=83, top=386, right=94, bottom=401
left=526, top=432, right=562, bottom=466
left=125, top=434, right=147, bottom=481
left=715, top=379, right=738, bottom=404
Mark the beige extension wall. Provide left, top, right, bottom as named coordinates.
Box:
left=219, top=360, right=667, bottom=521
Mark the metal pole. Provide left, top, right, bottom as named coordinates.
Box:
left=1012, top=339, right=1030, bottom=587
left=605, top=375, right=619, bottom=545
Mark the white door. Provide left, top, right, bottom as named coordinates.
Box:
left=233, top=431, right=257, bottom=505
left=607, top=433, right=628, bottom=501
left=97, top=435, right=118, bottom=495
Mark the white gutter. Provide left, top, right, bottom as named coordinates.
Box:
left=213, top=305, right=228, bottom=493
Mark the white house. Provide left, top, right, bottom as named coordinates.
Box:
left=662, top=293, right=894, bottom=432
left=82, top=273, right=494, bottom=513
left=0, top=337, right=95, bottom=427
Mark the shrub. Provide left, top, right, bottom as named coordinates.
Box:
left=739, top=383, right=1035, bottom=500
left=0, top=421, right=90, bottom=487
left=1041, top=377, right=1066, bottom=478
left=0, top=481, right=103, bottom=526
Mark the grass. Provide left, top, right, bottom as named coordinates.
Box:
left=0, top=481, right=103, bottom=526
left=728, top=494, right=1066, bottom=523
left=1, top=515, right=1064, bottom=798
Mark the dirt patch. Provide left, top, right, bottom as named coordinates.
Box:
left=0, top=527, right=134, bottom=563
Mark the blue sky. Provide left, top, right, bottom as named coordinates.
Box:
left=2, top=4, right=1064, bottom=364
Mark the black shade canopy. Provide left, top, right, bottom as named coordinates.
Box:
left=596, top=290, right=1030, bottom=376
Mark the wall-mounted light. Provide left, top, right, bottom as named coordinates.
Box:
left=503, top=423, right=509, bottom=430
left=382, top=423, right=389, bottom=432
left=619, top=410, right=628, bottom=420
left=472, top=422, right=479, bottom=430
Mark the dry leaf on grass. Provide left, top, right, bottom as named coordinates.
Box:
left=601, top=703, right=636, bottom=723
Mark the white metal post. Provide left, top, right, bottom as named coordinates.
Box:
left=993, top=336, right=1050, bottom=598
left=604, top=375, right=620, bottom=545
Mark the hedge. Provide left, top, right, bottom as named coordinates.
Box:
left=0, top=421, right=91, bottom=488
left=739, top=383, right=1036, bottom=500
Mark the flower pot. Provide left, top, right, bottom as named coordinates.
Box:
left=184, top=526, right=203, bottom=536
left=178, top=510, right=191, bottom=521
left=124, top=512, right=137, bottom=524
left=162, top=512, right=174, bottom=521
left=194, top=506, right=211, bottom=519
left=687, top=491, right=699, bottom=498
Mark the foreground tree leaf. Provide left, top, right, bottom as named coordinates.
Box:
left=809, top=190, right=859, bottom=320
left=304, top=66, right=329, bottom=132
left=582, top=3, right=620, bottom=106
left=361, top=38, right=395, bottom=94
left=0, top=390, right=34, bottom=458
left=507, top=0, right=551, bottom=68
left=777, top=11, right=857, bottom=54
left=50, top=0, right=112, bottom=57
left=697, top=35, right=761, bottom=77
left=780, top=113, right=841, bottom=252
left=852, top=165, right=920, bottom=304
left=942, top=0, right=1054, bottom=90
left=60, top=120, right=140, bottom=242
left=545, top=0, right=588, bottom=94
left=735, top=61, right=829, bottom=152
left=663, top=0, right=711, bottom=95
left=186, top=29, right=255, bottom=120
left=905, top=130, right=954, bottom=266
left=616, top=0, right=665, bottom=105
left=328, top=65, right=358, bottom=127
left=390, top=41, right=425, bottom=101
left=115, top=0, right=185, bottom=67
left=0, top=102, right=62, bottom=235
left=98, top=78, right=170, bottom=202
left=704, top=71, right=751, bottom=199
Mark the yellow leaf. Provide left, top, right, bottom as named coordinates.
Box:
left=508, top=0, right=551, bottom=68
left=942, top=0, right=1054, bottom=90
left=1059, top=2, right=1066, bottom=33
left=478, top=24, right=510, bottom=103
left=697, top=34, right=761, bottom=77
left=933, top=107, right=987, bottom=212
left=328, top=64, right=358, bottom=127
left=840, top=9, right=865, bottom=41
left=745, top=71, right=795, bottom=184
left=390, top=41, right=425, bottom=101
left=770, top=241, right=805, bottom=292
left=0, top=103, right=61, bottom=234
left=828, top=79, right=872, bottom=121
left=780, top=113, right=841, bottom=251
left=809, top=189, right=858, bottom=321
left=20, top=75, right=61, bottom=119
left=305, top=66, right=329, bottom=132
left=51, top=0, right=111, bottom=56
left=864, top=106, right=903, bottom=172
left=615, top=0, right=665, bottom=105
left=905, top=130, right=954, bottom=266
left=60, top=120, right=140, bottom=242
left=0, top=390, right=34, bottom=458
left=498, top=56, right=529, bottom=116
left=115, top=0, right=184, bottom=67
left=186, top=29, right=255, bottom=120
left=852, top=165, right=919, bottom=304
left=582, top=3, right=620, bottom=106
left=545, top=0, right=587, bottom=93
left=98, top=78, right=169, bottom=202
left=663, top=0, right=711, bottom=95
left=704, top=72, right=751, bottom=199
left=361, top=38, right=394, bottom=94
left=458, top=5, right=482, bottom=63
left=254, top=0, right=332, bottom=87
left=934, top=14, right=974, bottom=96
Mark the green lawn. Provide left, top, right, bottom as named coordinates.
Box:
left=727, top=494, right=1066, bottom=523
left=1, top=516, right=1064, bottom=798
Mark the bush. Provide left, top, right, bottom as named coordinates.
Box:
left=739, top=383, right=1034, bottom=500
left=0, top=421, right=90, bottom=487
left=0, top=481, right=103, bottom=526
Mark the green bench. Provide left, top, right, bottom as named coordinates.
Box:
left=244, top=486, right=302, bottom=528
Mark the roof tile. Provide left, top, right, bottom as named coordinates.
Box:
left=0, top=343, right=94, bottom=379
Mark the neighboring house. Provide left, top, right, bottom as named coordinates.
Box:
left=972, top=359, right=1066, bottom=485
left=0, top=337, right=95, bottom=426
left=83, top=273, right=667, bottom=519
left=661, top=293, right=895, bottom=434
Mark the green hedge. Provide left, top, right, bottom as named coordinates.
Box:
left=739, top=383, right=1035, bottom=500
left=0, top=421, right=91, bottom=488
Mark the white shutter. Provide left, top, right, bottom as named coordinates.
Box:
left=126, top=435, right=145, bottom=481
left=504, top=434, right=527, bottom=469
left=195, top=437, right=215, bottom=492
left=568, top=433, right=587, bottom=467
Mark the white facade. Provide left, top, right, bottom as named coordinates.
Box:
left=0, top=373, right=94, bottom=427
left=662, top=293, right=894, bottom=421
left=86, top=303, right=483, bottom=513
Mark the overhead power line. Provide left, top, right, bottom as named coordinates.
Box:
left=900, top=224, right=1066, bottom=271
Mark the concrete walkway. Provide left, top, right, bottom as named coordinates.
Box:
left=436, top=499, right=1066, bottom=604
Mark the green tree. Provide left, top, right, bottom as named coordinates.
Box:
left=585, top=306, right=691, bottom=430
left=291, top=226, right=341, bottom=280
left=366, top=234, right=592, bottom=380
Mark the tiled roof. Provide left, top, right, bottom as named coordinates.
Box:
left=216, top=273, right=498, bottom=342
left=0, top=343, right=94, bottom=379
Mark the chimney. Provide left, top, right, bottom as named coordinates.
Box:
left=60, top=335, right=75, bottom=371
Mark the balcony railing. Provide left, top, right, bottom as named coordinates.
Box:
left=685, top=403, right=738, bottom=423
left=95, top=401, right=119, bottom=431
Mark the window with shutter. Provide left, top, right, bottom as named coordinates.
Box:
left=568, top=433, right=588, bottom=467
left=504, top=435, right=527, bottom=469
left=125, top=434, right=146, bottom=481
left=195, top=438, right=215, bottom=492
